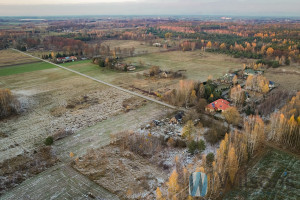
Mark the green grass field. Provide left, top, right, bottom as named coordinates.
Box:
left=225, top=149, right=300, bottom=199
left=0, top=62, right=55, bottom=76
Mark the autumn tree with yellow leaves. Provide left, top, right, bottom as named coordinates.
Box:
left=227, top=147, right=239, bottom=184
left=222, top=107, right=241, bottom=126
left=244, top=115, right=265, bottom=156
left=230, top=85, right=245, bottom=107
left=267, top=92, right=300, bottom=150
left=167, top=169, right=180, bottom=199
left=206, top=41, right=212, bottom=49
left=245, top=75, right=269, bottom=93
left=182, top=120, right=195, bottom=140
left=266, top=47, right=274, bottom=57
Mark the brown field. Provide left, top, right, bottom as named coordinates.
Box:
left=101, top=40, right=168, bottom=55
left=0, top=65, right=151, bottom=163
left=124, top=50, right=254, bottom=81
left=61, top=50, right=254, bottom=100
left=264, top=65, right=300, bottom=91
left=0, top=50, right=173, bottom=198
left=0, top=49, right=38, bottom=67
left=1, top=163, right=120, bottom=200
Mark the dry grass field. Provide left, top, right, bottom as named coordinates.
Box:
left=61, top=50, right=254, bottom=101
left=101, top=40, right=168, bottom=55
left=264, top=65, right=300, bottom=91
left=0, top=49, right=174, bottom=161
left=0, top=65, right=144, bottom=163
left=124, top=50, right=254, bottom=81
left=0, top=49, right=38, bottom=67
left=1, top=163, right=120, bottom=200
left=0, top=50, right=173, bottom=198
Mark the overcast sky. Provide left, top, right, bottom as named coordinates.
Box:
left=0, top=0, right=299, bottom=17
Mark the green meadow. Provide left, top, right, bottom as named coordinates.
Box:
left=0, top=62, right=55, bottom=76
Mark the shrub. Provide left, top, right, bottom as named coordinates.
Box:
left=149, top=66, right=160, bottom=76
left=174, top=138, right=187, bottom=148
left=204, top=126, right=227, bottom=145
left=206, top=153, right=215, bottom=166
left=0, top=89, right=20, bottom=119
left=44, top=136, right=54, bottom=146
left=196, top=98, right=208, bottom=113
left=182, top=110, right=199, bottom=124
left=118, top=131, right=162, bottom=157
left=188, top=140, right=206, bottom=155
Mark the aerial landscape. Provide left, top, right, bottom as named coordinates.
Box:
left=0, top=0, right=299, bottom=199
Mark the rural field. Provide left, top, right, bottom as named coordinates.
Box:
left=0, top=49, right=38, bottom=67
left=60, top=50, right=252, bottom=101
left=225, top=149, right=300, bottom=199
left=124, top=50, right=252, bottom=81
left=0, top=49, right=172, bottom=162
left=0, top=49, right=173, bottom=198
left=0, top=61, right=55, bottom=76
left=264, top=65, right=300, bottom=91
left=101, top=40, right=167, bottom=55
left=0, top=163, right=120, bottom=200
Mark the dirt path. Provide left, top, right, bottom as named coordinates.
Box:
left=12, top=49, right=176, bottom=110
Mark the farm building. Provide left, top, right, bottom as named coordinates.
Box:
left=206, top=99, right=231, bottom=112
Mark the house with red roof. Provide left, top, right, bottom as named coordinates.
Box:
left=206, top=99, right=231, bottom=112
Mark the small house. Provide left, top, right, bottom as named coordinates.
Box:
left=206, top=99, right=231, bottom=112
left=70, top=56, right=77, bottom=61
left=243, top=69, right=256, bottom=76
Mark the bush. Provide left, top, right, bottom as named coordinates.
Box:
left=188, top=140, right=206, bottom=155
left=206, top=153, right=215, bottom=166
left=0, top=89, right=20, bottom=119
left=44, top=136, right=54, bottom=146
left=118, top=131, right=162, bottom=157
left=204, top=126, right=227, bottom=144
left=196, top=98, right=208, bottom=113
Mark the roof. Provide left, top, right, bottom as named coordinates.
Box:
left=244, top=69, right=256, bottom=74
left=206, top=99, right=230, bottom=111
